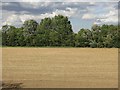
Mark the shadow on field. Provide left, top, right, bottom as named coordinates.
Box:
left=2, top=82, right=23, bottom=90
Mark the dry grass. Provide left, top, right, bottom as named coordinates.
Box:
left=2, top=48, right=118, bottom=88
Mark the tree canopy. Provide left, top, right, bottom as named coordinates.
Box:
left=1, top=15, right=120, bottom=48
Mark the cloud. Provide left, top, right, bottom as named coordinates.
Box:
left=94, top=7, right=118, bottom=25
left=2, top=0, right=119, bottom=2
left=19, top=2, right=52, bottom=9
left=53, top=7, right=78, bottom=17
left=2, top=2, right=95, bottom=15
left=2, top=14, right=23, bottom=27
left=82, top=13, right=96, bottom=19
left=2, top=2, right=80, bottom=26
left=81, top=2, right=118, bottom=25
left=9, top=7, right=77, bottom=23
left=2, top=6, right=78, bottom=27
left=19, top=13, right=55, bottom=23
left=1, top=2, right=118, bottom=32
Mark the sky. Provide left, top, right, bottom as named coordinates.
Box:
left=1, top=0, right=119, bottom=32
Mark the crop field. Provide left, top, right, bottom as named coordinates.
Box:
left=2, top=48, right=118, bottom=88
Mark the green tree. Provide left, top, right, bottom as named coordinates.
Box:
left=1, top=16, right=119, bottom=48
left=15, top=28, right=25, bottom=46
left=91, top=24, right=104, bottom=47
left=2, top=25, right=10, bottom=46
left=22, top=19, right=38, bottom=46
left=0, top=30, right=2, bottom=46
left=23, top=19, right=38, bottom=35
left=51, top=15, right=74, bottom=46
left=75, top=28, right=92, bottom=47
left=36, top=18, right=52, bottom=46
left=2, top=25, right=17, bottom=46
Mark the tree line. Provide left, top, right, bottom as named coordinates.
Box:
left=1, top=15, right=120, bottom=48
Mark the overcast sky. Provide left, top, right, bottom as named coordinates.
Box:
left=1, top=0, right=119, bottom=32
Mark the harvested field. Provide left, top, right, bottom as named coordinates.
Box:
left=2, top=48, right=118, bottom=88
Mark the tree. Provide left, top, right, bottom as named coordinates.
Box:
left=7, top=26, right=18, bottom=46
left=91, top=24, right=100, bottom=31
left=111, top=25, right=120, bottom=48
left=91, top=24, right=105, bottom=47
left=1, top=16, right=119, bottom=48
left=75, top=28, right=92, bottom=47
left=36, top=15, right=74, bottom=46
left=15, top=28, right=25, bottom=46
left=49, top=30, right=60, bottom=46
left=22, top=19, right=38, bottom=46
left=36, top=18, right=52, bottom=46
left=23, top=19, right=38, bottom=35
left=0, top=30, right=2, bottom=46
left=2, top=25, right=16, bottom=46
left=51, top=15, right=74, bottom=46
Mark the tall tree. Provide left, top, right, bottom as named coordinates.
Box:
left=23, top=19, right=38, bottom=46
left=0, top=30, right=2, bottom=46
left=51, top=15, right=74, bottom=46
left=2, top=25, right=16, bottom=46
left=75, top=28, right=92, bottom=47
left=23, top=19, right=38, bottom=35
left=36, top=18, right=52, bottom=46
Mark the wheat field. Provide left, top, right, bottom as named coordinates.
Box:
left=2, top=48, right=118, bottom=88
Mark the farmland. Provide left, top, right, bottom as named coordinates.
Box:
left=2, top=48, right=118, bottom=88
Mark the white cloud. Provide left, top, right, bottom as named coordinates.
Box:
left=54, top=7, right=78, bottom=17
left=19, top=2, right=52, bottom=9
left=82, top=13, right=96, bottom=19
left=94, top=8, right=118, bottom=24
left=105, top=10, right=117, bottom=17
left=19, top=13, right=56, bottom=23
left=1, top=2, right=10, bottom=6
left=82, top=3, right=118, bottom=25
left=93, top=21, right=101, bottom=25
left=2, top=14, right=22, bottom=27
left=19, top=14, right=36, bottom=23
left=2, top=0, right=119, bottom=2
left=1, top=2, right=118, bottom=31
left=89, top=2, right=96, bottom=5
left=2, top=6, right=78, bottom=28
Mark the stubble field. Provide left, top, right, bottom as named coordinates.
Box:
left=2, top=48, right=118, bottom=88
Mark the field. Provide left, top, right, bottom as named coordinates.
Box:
left=2, top=48, right=118, bottom=88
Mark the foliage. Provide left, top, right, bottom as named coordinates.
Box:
left=1, top=15, right=120, bottom=48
